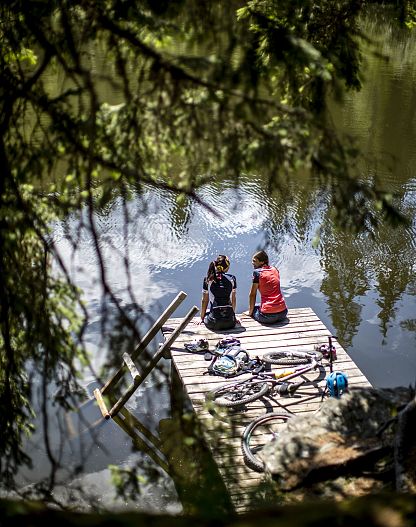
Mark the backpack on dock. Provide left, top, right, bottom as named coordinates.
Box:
left=205, top=337, right=250, bottom=378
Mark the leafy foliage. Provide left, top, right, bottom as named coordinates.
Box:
left=0, top=0, right=412, bottom=497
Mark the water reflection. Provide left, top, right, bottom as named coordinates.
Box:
left=55, top=161, right=414, bottom=387
left=319, top=234, right=368, bottom=347
left=19, top=368, right=180, bottom=513
left=23, top=9, right=416, bottom=512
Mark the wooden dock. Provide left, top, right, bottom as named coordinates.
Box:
left=162, top=307, right=372, bottom=513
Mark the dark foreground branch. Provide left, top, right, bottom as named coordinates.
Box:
left=1, top=492, right=416, bottom=527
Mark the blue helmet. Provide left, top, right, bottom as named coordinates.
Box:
left=326, top=371, right=348, bottom=398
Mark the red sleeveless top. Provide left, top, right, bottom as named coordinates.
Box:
left=252, top=265, right=287, bottom=313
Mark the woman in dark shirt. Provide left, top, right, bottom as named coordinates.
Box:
left=199, top=255, right=238, bottom=330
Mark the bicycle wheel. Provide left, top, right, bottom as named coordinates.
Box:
left=241, top=412, right=292, bottom=472
left=206, top=379, right=269, bottom=408
left=262, top=350, right=322, bottom=365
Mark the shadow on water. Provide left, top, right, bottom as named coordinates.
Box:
left=111, top=405, right=234, bottom=518
left=18, top=323, right=236, bottom=516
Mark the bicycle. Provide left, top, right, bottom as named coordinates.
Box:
left=240, top=337, right=345, bottom=472
left=241, top=411, right=293, bottom=472
left=205, top=352, right=320, bottom=408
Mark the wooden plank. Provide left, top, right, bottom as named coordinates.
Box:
left=161, top=307, right=372, bottom=514
left=164, top=307, right=317, bottom=325
left=171, top=345, right=327, bottom=366
left=166, top=315, right=323, bottom=332
left=171, top=332, right=338, bottom=352
left=177, top=359, right=366, bottom=382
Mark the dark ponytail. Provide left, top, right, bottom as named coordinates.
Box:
left=207, top=261, right=217, bottom=282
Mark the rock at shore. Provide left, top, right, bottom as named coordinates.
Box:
left=261, top=386, right=416, bottom=498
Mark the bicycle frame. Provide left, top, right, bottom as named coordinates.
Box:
left=245, top=356, right=318, bottom=387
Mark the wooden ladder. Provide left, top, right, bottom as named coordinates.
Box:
left=94, top=291, right=198, bottom=419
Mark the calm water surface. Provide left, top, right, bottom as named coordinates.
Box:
left=19, top=13, right=416, bottom=513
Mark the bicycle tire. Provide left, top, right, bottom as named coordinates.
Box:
left=262, top=350, right=322, bottom=365
left=241, top=412, right=292, bottom=472
left=206, top=379, right=269, bottom=407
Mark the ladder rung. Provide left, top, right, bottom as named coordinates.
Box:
left=123, top=353, right=140, bottom=382
left=93, top=388, right=110, bottom=420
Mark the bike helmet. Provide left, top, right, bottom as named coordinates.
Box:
left=215, top=255, right=230, bottom=273
left=326, top=371, right=348, bottom=398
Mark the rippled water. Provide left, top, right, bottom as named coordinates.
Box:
left=53, top=168, right=415, bottom=387
left=20, top=11, right=416, bottom=513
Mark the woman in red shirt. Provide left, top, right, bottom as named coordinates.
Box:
left=248, top=250, right=288, bottom=324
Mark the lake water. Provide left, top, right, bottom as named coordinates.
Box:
left=18, top=11, right=416, bottom=514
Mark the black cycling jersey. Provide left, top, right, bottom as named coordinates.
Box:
left=202, top=273, right=237, bottom=310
